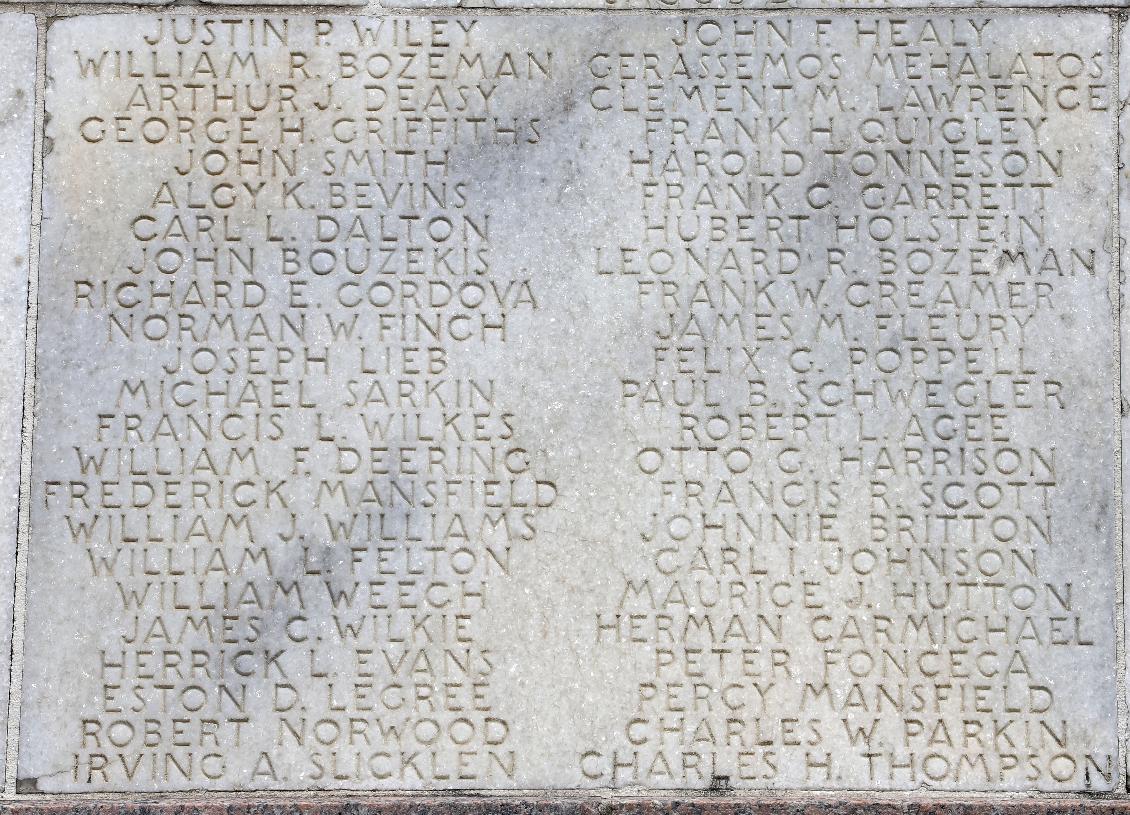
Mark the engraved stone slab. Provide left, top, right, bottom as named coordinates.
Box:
left=0, top=11, right=36, bottom=783
left=21, top=12, right=1119, bottom=794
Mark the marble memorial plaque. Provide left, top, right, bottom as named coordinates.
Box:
left=19, top=12, right=1120, bottom=794
left=0, top=11, right=36, bottom=784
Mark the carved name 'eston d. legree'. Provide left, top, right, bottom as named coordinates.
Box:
left=14, top=12, right=1121, bottom=794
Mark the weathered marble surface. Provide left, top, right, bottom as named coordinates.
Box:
left=387, top=0, right=1121, bottom=10
left=0, top=0, right=171, bottom=6
left=1121, top=13, right=1130, bottom=758
left=20, top=12, right=1120, bottom=794
left=0, top=11, right=36, bottom=785
left=201, top=0, right=368, bottom=9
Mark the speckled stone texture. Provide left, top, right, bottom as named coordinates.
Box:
left=15, top=8, right=1124, bottom=798
left=0, top=10, right=36, bottom=785
left=1121, top=1, right=1130, bottom=759
left=383, top=0, right=1122, bottom=10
